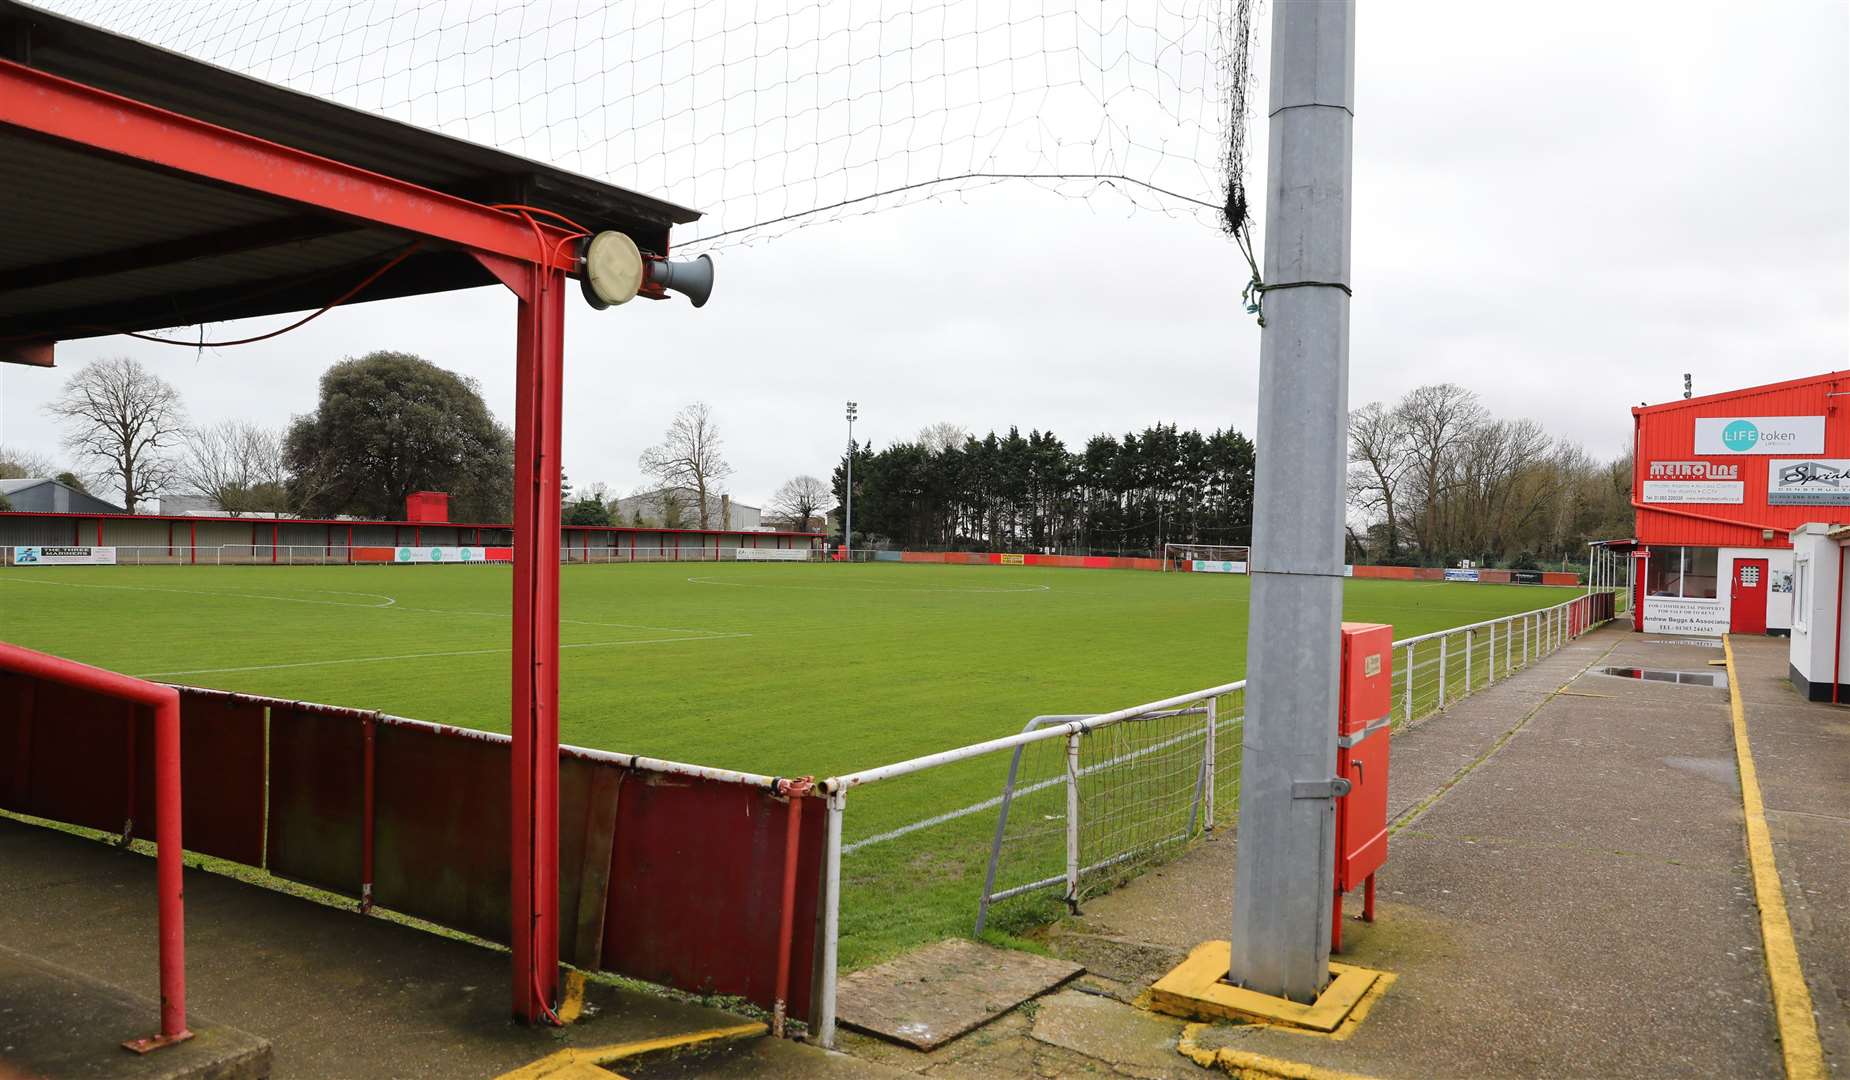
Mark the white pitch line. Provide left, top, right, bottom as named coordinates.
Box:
left=135, top=632, right=753, bottom=678
left=0, top=576, right=398, bottom=608
left=684, top=575, right=1052, bottom=594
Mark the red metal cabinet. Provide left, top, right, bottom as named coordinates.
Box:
left=1334, top=622, right=1392, bottom=951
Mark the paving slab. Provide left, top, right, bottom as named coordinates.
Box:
left=0, top=943, right=270, bottom=1080
left=835, top=939, right=1081, bottom=1050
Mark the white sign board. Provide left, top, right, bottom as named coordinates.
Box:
left=1190, top=559, right=1248, bottom=574
left=1444, top=568, right=1479, bottom=582
left=1693, top=416, right=1824, bottom=455
left=393, top=546, right=486, bottom=563
left=1642, top=596, right=1728, bottom=636
left=11, top=546, right=116, bottom=566
left=735, top=548, right=809, bottom=561
left=1642, top=480, right=1745, bottom=504
left=1767, top=459, right=1850, bottom=506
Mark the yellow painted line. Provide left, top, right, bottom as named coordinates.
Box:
left=1177, top=1022, right=1382, bottom=1080
left=494, top=1022, right=767, bottom=1079
left=556, top=970, right=587, bottom=1025
left=1723, top=636, right=1827, bottom=1080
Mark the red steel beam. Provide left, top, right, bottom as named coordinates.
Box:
left=507, top=261, right=567, bottom=1024
left=0, top=60, right=577, bottom=273
left=0, top=643, right=189, bottom=1050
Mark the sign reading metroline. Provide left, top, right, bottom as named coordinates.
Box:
left=1692, top=416, right=1824, bottom=455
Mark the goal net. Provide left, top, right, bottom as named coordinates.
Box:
left=1161, top=543, right=1250, bottom=573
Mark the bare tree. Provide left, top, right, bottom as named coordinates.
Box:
left=178, top=421, right=289, bottom=515
left=1395, top=383, right=1488, bottom=558
left=638, top=402, right=733, bottom=529
left=1346, top=402, right=1412, bottom=558
left=917, top=422, right=968, bottom=455
left=769, top=474, right=829, bottom=530
left=44, top=357, right=185, bottom=512
left=0, top=444, right=60, bottom=480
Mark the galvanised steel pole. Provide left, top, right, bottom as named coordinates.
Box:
left=1228, top=0, right=1355, bottom=1003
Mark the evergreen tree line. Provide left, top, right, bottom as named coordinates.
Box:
left=829, top=424, right=1257, bottom=555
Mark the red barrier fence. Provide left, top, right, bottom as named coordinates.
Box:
left=0, top=644, right=191, bottom=1052
left=0, top=675, right=826, bottom=1023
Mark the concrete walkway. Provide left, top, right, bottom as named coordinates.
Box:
left=834, top=621, right=1846, bottom=1078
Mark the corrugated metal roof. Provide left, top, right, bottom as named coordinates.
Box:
left=0, top=0, right=701, bottom=345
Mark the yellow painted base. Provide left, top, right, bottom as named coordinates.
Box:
left=1149, top=941, right=1388, bottom=1036
left=1178, top=1022, right=1383, bottom=1080
left=495, top=1022, right=766, bottom=1080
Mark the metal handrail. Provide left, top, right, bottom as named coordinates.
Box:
left=0, top=641, right=191, bottom=1051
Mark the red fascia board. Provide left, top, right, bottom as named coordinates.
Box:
left=1631, top=370, right=1850, bottom=416
left=0, top=59, right=577, bottom=273
left=0, top=509, right=818, bottom=539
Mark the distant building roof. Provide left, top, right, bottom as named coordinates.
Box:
left=0, top=478, right=125, bottom=515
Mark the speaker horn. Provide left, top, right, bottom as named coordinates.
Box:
left=647, top=254, right=715, bottom=308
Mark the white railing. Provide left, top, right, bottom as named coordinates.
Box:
left=807, top=589, right=1619, bottom=1045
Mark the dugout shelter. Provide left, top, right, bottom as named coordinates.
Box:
left=0, top=0, right=707, bottom=1028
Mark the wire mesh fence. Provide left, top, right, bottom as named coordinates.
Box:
left=810, top=589, right=1621, bottom=1045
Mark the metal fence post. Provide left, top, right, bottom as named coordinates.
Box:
left=1523, top=615, right=1530, bottom=665
left=1403, top=642, right=1415, bottom=722
left=1488, top=621, right=1497, bottom=683
left=1203, top=697, right=1218, bottom=830
left=817, top=788, right=845, bottom=1048
left=1466, top=629, right=1474, bottom=693
left=1437, top=635, right=1449, bottom=710
left=1064, top=732, right=1082, bottom=912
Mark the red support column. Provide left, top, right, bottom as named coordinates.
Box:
left=96, top=518, right=104, bottom=545
left=188, top=522, right=196, bottom=565
left=506, top=261, right=567, bottom=1025
left=271, top=523, right=279, bottom=563
left=347, top=524, right=354, bottom=564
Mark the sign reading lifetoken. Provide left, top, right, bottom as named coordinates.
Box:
left=1692, top=416, right=1824, bottom=455
left=1189, top=559, right=1247, bottom=574
left=11, top=546, right=116, bottom=565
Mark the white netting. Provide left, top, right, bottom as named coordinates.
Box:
left=44, top=0, right=1258, bottom=250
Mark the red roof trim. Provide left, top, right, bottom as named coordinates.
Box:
left=0, top=509, right=819, bottom=539
left=1631, top=370, right=1850, bottom=417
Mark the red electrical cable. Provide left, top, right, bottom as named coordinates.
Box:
left=118, top=242, right=424, bottom=348
left=489, top=204, right=592, bottom=237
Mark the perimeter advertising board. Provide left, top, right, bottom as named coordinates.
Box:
left=1190, top=559, right=1247, bottom=574
left=393, top=546, right=486, bottom=564
left=11, top=546, right=115, bottom=565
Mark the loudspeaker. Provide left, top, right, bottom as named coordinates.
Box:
left=647, top=254, right=715, bottom=308
left=579, top=231, right=643, bottom=309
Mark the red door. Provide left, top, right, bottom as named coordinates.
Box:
left=1731, top=558, right=1768, bottom=635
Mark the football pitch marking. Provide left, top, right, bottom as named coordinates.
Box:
left=684, top=574, right=1053, bottom=594
left=134, top=631, right=754, bottom=678
left=0, top=576, right=398, bottom=608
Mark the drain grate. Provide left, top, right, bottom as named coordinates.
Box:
left=1597, top=666, right=1728, bottom=688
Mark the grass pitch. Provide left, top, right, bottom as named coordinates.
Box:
left=0, top=561, right=1577, bottom=964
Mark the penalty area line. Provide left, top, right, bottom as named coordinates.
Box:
left=135, top=632, right=754, bottom=678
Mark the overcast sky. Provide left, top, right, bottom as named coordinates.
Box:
left=2, top=0, right=1845, bottom=508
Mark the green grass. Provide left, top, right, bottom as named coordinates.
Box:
left=0, top=561, right=1577, bottom=964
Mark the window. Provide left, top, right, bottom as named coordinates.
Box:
left=1645, top=547, right=1718, bottom=599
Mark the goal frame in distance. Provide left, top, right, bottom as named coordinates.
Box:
left=1161, top=543, right=1251, bottom=574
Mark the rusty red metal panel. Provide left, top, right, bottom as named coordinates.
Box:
left=15, top=679, right=138, bottom=832
left=0, top=671, right=31, bottom=811
left=266, top=705, right=364, bottom=897
left=369, top=721, right=512, bottom=942
left=127, top=690, right=266, bottom=866
left=602, top=777, right=825, bottom=1021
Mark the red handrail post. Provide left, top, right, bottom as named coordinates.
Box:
left=770, top=776, right=813, bottom=1038
left=0, top=642, right=191, bottom=1052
